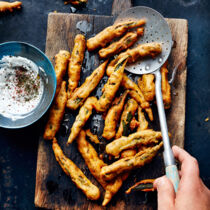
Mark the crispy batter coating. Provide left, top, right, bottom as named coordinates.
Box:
left=130, top=117, right=140, bottom=131
left=54, top=50, right=71, bottom=97
left=99, top=27, right=144, bottom=59
left=67, top=96, right=98, bottom=144
left=67, top=34, right=86, bottom=98
left=44, top=81, right=67, bottom=140
left=76, top=130, right=127, bottom=206
left=137, top=107, right=149, bottom=132
left=87, top=19, right=146, bottom=51
left=116, top=98, right=138, bottom=139
left=126, top=179, right=155, bottom=194
left=52, top=138, right=100, bottom=200
left=128, top=89, right=153, bottom=121
left=106, top=42, right=162, bottom=76
left=106, top=130, right=162, bottom=158
left=101, top=142, right=163, bottom=181
left=64, top=0, right=87, bottom=6
left=161, top=62, right=171, bottom=109
left=66, top=60, right=108, bottom=110
left=97, top=57, right=128, bottom=112
left=102, top=91, right=128, bottom=140
left=138, top=74, right=155, bottom=102
left=85, top=129, right=100, bottom=144
left=120, top=149, right=137, bottom=159
left=0, top=1, right=22, bottom=12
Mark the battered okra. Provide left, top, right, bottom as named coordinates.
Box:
left=97, top=56, right=128, bottom=112
left=67, top=96, right=98, bottom=144
left=67, top=60, right=108, bottom=110
left=138, top=74, right=155, bottom=102
left=67, top=34, right=86, bottom=98
left=116, top=98, right=138, bottom=139
left=102, top=91, right=128, bottom=140
left=161, top=62, right=171, bottom=109
left=54, top=50, right=70, bottom=96
left=101, top=142, right=163, bottom=181
left=43, top=81, right=67, bottom=140
left=76, top=130, right=128, bottom=206
left=99, top=27, right=144, bottom=59
left=87, top=19, right=146, bottom=51
left=106, top=130, right=162, bottom=158
left=52, top=138, right=100, bottom=200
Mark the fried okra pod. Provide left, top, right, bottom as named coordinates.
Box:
left=101, top=142, right=163, bottom=181
left=54, top=50, right=71, bottom=97
left=67, top=96, right=98, bottom=144
left=102, top=91, right=128, bottom=140
left=87, top=19, right=146, bottom=51
left=126, top=179, right=155, bottom=194
left=116, top=98, right=138, bottom=139
left=106, top=130, right=161, bottom=157
left=65, top=0, right=87, bottom=6
left=161, top=62, right=171, bottom=109
left=106, top=42, right=162, bottom=76
left=128, top=90, right=153, bottom=121
left=76, top=130, right=127, bottom=206
left=97, top=56, right=128, bottom=112
left=137, top=107, right=149, bottom=131
left=52, top=138, right=100, bottom=200
left=67, top=34, right=86, bottom=98
left=99, top=27, right=144, bottom=59
left=85, top=129, right=100, bottom=144
left=43, top=81, right=67, bottom=140
left=138, top=74, right=155, bottom=102
left=66, top=60, right=108, bottom=110
left=0, top=1, right=22, bottom=12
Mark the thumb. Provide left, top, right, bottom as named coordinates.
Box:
left=154, top=176, right=175, bottom=210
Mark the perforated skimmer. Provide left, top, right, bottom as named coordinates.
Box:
left=115, top=6, right=179, bottom=192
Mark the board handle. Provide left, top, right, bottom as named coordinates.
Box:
left=112, top=0, right=133, bottom=16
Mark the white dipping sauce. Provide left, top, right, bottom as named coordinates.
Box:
left=0, top=56, right=44, bottom=120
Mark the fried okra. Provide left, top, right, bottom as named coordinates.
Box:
left=161, top=62, right=171, bottom=109
left=138, top=74, right=155, bottom=102
left=137, top=107, right=149, bottom=131
left=87, top=19, right=146, bottom=51
left=106, top=130, right=161, bottom=158
left=52, top=138, right=100, bottom=200
left=67, top=96, right=98, bottom=144
left=106, top=42, right=162, bottom=76
left=67, top=34, right=86, bottom=98
left=97, top=56, right=128, bottom=112
left=101, top=142, right=163, bottom=181
left=43, top=81, right=67, bottom=140
left=85, top=129, right=100, bottom=144
left=0, top=1, right=22, bottom=12
left=77, top=130, right=128, bottom=206
left=102, top=91, right=128, bottom=140
left=66, top=60, right=108, bottom=110
left=54, top=50, right=71, bottom=97
left=116, top=98, right=138, bottom=139
left=99, top=27, right=144, bottom=59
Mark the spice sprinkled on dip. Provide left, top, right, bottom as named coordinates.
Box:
left=0, top=56, right=44, bottom=120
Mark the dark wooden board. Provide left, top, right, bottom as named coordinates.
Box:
left=35, top=11, right=188, bottom=210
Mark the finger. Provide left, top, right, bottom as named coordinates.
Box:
left=172, top=145, right=200, bottom=179
left=154, top=176, right=175, bottom=210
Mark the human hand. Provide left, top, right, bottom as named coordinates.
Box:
left=154, top=145, right=210, bottom=210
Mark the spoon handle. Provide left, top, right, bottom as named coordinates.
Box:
left=154, top=69, right=180, bottom=192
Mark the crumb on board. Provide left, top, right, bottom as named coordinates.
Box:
left=205, top=117, right=209, bottom=122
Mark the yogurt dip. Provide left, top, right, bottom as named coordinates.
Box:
left=0, top=56, right=44, bottom=120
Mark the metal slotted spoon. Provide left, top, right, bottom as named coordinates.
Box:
left=115, top=6, right=179, bottom=192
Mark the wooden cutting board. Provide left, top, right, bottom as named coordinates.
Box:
left=35, top=1, right=188, bottom=209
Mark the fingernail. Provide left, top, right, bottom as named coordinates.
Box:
left=154, top=177, right=165, bottom=187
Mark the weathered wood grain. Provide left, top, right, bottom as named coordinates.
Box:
left=35, top=12, right=188, bottom=210
left=112, top=0, right=132, bottom=16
